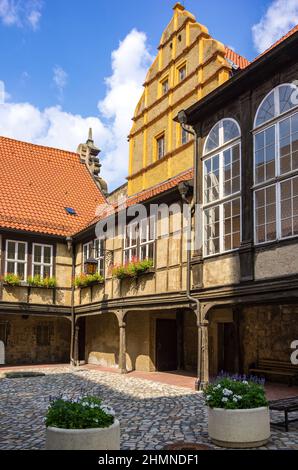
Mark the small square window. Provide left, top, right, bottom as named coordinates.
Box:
left=162, top=79, right=169, bottom=95
left=181, top=127, right=189, bottom=145
left=179, top=66, right=186, bottom=82
left=36, top=324, right=51, bottom=346
left=156, top=135, right=165, bottom=160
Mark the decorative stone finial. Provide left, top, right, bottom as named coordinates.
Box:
left=87, top=127, right=93, bottom=143
left=173, top=2, right=185, bottom=12
left=77, top=130, right=108, bottom=196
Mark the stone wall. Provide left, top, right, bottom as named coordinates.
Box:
left=240, top=304, right=298, bottom=373
left=0, top=315, right=70, bottom=365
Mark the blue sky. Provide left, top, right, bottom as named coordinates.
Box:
left=0, top=0, right=297, bottom=189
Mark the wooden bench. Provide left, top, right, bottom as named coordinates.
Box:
left=269, top=397, right=298, bottom=432
left=249, top=359, right=298, bottom=386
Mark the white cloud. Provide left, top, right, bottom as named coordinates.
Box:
left=0, top=80, right=11, bottom=103
left=53, top=66, right=68, bottom=101
left=98, top=29, right=153, bottom=186
left=252, top=0, right=298, bottom=53
left=0, top=0, right=42, bottom=30
left=0, top=29, right=152, bottom=190
left=0, top=102, right=111, bottom=151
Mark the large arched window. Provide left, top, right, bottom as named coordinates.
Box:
left=254, top=84, right=298, bottom=244
left=203, top=118, right=241, bottom=256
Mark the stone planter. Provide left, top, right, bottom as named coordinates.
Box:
left=45, top=419, right=120, bottom=450
left=208, top=407, right=270, bottom=448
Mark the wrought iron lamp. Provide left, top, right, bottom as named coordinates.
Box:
left=84, top=241, right=113, bottom=275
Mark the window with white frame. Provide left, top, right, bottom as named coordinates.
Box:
left=203, top=118, right=241, bottom=256
left=254, top=83, right=298, bottom=244
left=124, top=222, right=138, bottom=263
left=32, top=244, right=53, bottom=278
left=140, top=216, right=155, bottom=261
left=124, top=217, right=155, bottom=263
left=5, top=240, right=27, bottom=280
left=83, top=239, right=105, bottom=276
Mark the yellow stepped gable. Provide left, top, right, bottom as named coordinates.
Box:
left=127, top=2, right=231, bottom=196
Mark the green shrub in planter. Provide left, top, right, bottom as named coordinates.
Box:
left=74, top=272, right=104, bottom=288
left=3, top=273, right=22, bottom=286
left=112, top=258, right=154, bottom=280
left=45, top=396, right=115, bottom=430
left=28, top=275, right=56, bottom=288
left=204, top=377, right=268, bottom=410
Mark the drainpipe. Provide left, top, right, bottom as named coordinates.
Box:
left=66, top=236, right=76, bottom=366
left=177, top=111, right=203, bottom=391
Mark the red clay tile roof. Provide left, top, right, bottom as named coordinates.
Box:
left=126, top=168, right=193, bottom=206
left=0, top=136, right=106, bottom=237
left=84, top=168, right=194, bottom=231
left=225, top=47, right=250, bottom=69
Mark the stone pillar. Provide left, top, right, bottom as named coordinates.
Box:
left=200, top=322, right=209, bottom=387
left=195, top=304, right=209, bottom=391
left=74, top=325, right=79, bottom=367
left=119, top=321, right=127, bottom=374
left=176, top=309, right=184, bottom=370
left=195, top=319, right=202, bottom=391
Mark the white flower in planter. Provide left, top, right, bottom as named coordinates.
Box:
left=223, top=388, right=233, bottom=396
left=222, top=397, right=228, bottom=403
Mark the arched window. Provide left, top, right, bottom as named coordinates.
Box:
left=203, top=119, right=241, bottom=256
left=254, top=84, right=298, bottom=244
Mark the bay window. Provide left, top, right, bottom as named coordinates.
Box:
left=254, top=83, right=298, bottom=244
left=203, top=118, right=241, bottom=256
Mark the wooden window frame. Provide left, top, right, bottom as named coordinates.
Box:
left=124, top=217, right=156, bottom=264
left=82, top=239, right=105, bottom=276
left=203, top=120, right=242, bottom=258
left=5, top=240, right=28, bottom=281
left=253, top=90, right=298, bottom=245
left=32, top=243, right=53, bottom=278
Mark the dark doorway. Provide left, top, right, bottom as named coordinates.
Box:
left=217, top=322, right=237, bottom=374
left=78, top=318, right=86, bottom=363
left=156, top=319, right=177, bottom=371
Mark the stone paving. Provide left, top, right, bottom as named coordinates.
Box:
left=0, top=366, right=298, bottom=450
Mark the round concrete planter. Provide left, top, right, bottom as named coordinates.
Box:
left=45, top=419, right=120, bottom=450
left=208, top=407, right=270, bottom=448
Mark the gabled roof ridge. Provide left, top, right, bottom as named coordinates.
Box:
left=0, top=135, right=78, bottom=158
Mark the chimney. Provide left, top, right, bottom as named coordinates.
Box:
left=77, top=128, right=108, bottom=195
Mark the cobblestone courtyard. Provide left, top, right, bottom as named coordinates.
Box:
left=0, top=367, right=298, bottom=450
